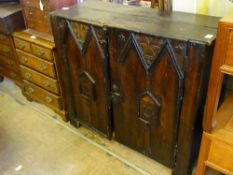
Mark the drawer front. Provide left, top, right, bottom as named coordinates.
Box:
left=23, top=80, right=62, bottom=110
left=208, top=140, right=233, bottom=172
left=17, top=50, right=56, bottom=78
left=0, top=66, right=21, bottom=82
left=22, top=0, right=49, bottom=11
left=14, top=38, right=31, bottom=53
left=0, top=33, right=10, bottom=45
left=0, top=43, right=12, bottom=57
left=31, top=43, right=53, bottom=61
left=20, top=65, right=59, bottom=94
left=27, top=19, right=52, bottom=35
left=224, top=28, right=233, bottom=67
left=0, top=55, right=18, bottom=71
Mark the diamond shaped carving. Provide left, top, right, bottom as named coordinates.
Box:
left=137, top=91, right=161, bottom=125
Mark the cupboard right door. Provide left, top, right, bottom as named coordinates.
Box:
left=109, top=29, right=186, bottom=167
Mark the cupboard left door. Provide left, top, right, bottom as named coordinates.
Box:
left=51, top=17, right=112, bottom=138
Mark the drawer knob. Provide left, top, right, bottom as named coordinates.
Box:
left=25, top=87, right=34, bottom=94
left=36, top=49, right=45, bottom=56
left=45, top=96, right=52, bottom=103
left=7, top=60, right=14, bottom=66
left=21, top=57, right=28, bottom=64
left=24, top=73, right=32, bottom=79
left=39, top=63, right=47, bottom=71
left=18, top=42, right=26, bottom=49
left=42, top=81, right=50, bottom=87
left=10, top=72, right=16, bottom=78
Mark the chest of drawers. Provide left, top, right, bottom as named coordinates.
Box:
left=20, top=0, right=77, bottom=35
left=13, top=0, right=77, bottom=120
left=196, top=14, right=233, bottom=175
left=0, top=3, right=25, bottom=86
left=51, top=2, right=220, bottom=175
left=13, top=30, right=66, bottom=120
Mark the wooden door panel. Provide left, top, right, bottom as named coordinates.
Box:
left=64, top=21, right=111, bottom=137
left=109, top=30, right=185, bottom=167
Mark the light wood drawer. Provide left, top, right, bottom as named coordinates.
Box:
left=0, top=33, right=10, bottom=45
left=31, top=43, right=53, bottom=61
left=23, top=80, right=62, bottom=110
left=17, top=50, right=56, bottom=78
left=20, top=65, right=59, bottom=94
left=0, top=66, right=21, bottom=82
left=208, top=140, right=233, bottom=173
left=0, top=43, right=12, bottom=57
left=14, top=37, right=31, bottom=53
left=0, top=55, right=18, bottom=70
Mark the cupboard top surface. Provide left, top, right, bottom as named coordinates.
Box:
left=51, top=0, right=220, bottom=45
left=0, top=2, right=21, bottom=18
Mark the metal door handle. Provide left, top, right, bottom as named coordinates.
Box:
left=39, top=63, right=47, bottom=71
left=18, top=42, right=26, bottom=49
left=21, top=57, right=28, bottom=64
left=42, top=81, right=50, bottom=87
left=36, top=49, right=45, bottom=56
left=25, top=87, right=34, bottom=94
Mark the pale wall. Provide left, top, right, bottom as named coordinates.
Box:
left=173, top=0, right=233, bottom=17
left=173, top=0, right=196, bottom=13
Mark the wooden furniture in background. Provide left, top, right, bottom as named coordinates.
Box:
left=20, top=0, right=77, bottom=35
left=151, top=0, right=158, bottom=8
left=11, top=0, right=77, bottom=120
left=13, top=30, right=66, bottom=120
left=51, top=2, right=219, bottom=175
left=158, top=0, right=171, bottom=11
left=196, top=14, right=233, bottom=175
left=0, top=3, right=25, bottom=86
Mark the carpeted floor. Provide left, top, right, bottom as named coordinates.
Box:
left=0, top=78, right=171, bottom=175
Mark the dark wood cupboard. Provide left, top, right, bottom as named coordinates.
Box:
left=0, top=3, right=25, bottom=86
left=50, top=2, right=220, bottom=175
